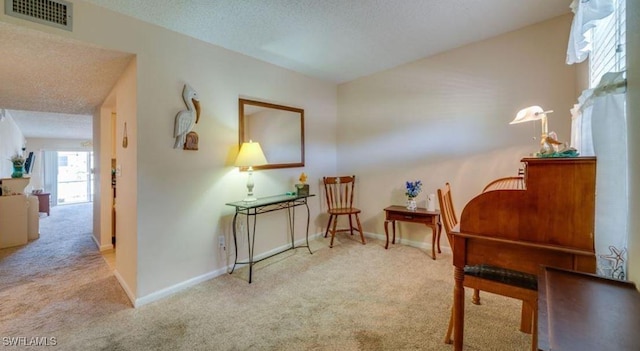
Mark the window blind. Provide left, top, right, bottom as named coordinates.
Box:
left=590, top=0, right=626, bottom=88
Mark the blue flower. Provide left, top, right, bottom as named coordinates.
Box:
left=405, top=180, right=422, bottom=198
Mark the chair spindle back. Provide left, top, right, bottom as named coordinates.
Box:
left=323, top=175, right=356, bottom=210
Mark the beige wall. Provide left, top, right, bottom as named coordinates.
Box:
left=626, top=0, right=639, bottom=285
left=74, top=1, right=336, bottom=300
left=101, top=58, right=138, bottom=298
left=93, top=104, right=110, bottom=252
left=337, top=15, right=577, bottom=247
left=0, top=0, right=338, bottom=302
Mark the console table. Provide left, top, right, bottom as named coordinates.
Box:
left=538, top=266, right=640, bottom=351
left=225, top=194, right=314, bottom=283
left=383, top=205, right=441, bottom=259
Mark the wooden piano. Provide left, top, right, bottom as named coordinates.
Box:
left=450, top=157, right=597, bottom=351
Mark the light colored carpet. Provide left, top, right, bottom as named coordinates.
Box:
left=0, top=203, right=130, bottom=340
left=1, top=204, right=530, bottom=350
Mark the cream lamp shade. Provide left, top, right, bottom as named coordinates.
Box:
left=235, top=141, right=268, bottom=202
left=235, top=141, right=268, bottom=168
left=510, top=105, right=554, bottom=137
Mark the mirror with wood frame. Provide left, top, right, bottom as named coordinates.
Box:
left=239, top=98, right=305, bottom=170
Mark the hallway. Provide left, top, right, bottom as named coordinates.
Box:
left=0, top=202, right=130, bottom=336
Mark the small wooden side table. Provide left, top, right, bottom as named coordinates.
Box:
left=34, top=192, right=51, bottom=216
left=383, top=205, right=441, bottom=259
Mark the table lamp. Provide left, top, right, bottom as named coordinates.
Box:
left=510, top=106, right=554, bottom=152
left=235, top=140, right=268, bottom=202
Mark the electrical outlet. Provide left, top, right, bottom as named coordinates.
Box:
left=218, top=236, right=225, bottom=248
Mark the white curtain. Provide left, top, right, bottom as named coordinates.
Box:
left=570, top=72, right=628, bottom=279
left=43, top=151, right=58, bottom=207
left=566, top=0, right=615, bottom=64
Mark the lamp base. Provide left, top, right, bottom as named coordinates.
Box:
left=243, top=168, right=257, bottom=202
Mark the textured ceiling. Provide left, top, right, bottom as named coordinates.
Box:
left=2, top=0, right=572, bottom=139
left=0, top=21, right=133, bottom=115
left=0, top=21, right=132, bottom=139
left=83, top=0, right=572, bottom=83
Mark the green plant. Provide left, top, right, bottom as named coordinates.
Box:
left=10, top=154, right=25, bottom=165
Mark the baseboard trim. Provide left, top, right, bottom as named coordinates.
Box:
left=129, top=231, right=446, bottom=308
left=234, top=232, right=324, bottom=267
left=133, top=233, right=324, bottom=308
left=363, top=231, right=452, bottom=254
left=113, top=269, right=136, bottom=307
left=91, top=234, right=113, bottom=251
left=134, top=268, right=225, bottom=308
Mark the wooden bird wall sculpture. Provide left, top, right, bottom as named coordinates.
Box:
left=173, top=84, right=201, bottom=150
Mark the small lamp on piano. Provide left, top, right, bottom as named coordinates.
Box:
left=235, top=140, right=268, bottom=202
left=510, top=106, right=555, bottom=155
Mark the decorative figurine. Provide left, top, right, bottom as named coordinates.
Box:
left=538, top=131, right=579, bottom=157
left=296, top=172, right=309, bottom=196
left=173, top=84, right=201, bottom=150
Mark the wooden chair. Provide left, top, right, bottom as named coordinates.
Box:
left=450, top=248, right=538, bottom=351
left=437, top=183, right=480, bottom=344
left=322, top=175, right=365, bottom=248
left=440, top=183, right=538, bottom=350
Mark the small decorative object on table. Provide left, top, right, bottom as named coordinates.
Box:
left=405, top=180, right=422, bottom=211
left=537, top=131, right=580, bottom=158
left=10, top=154, right=25, bottom=178
left=427, top=193, right=436, bottom=211
left=296, top=172, right=309, bottom=196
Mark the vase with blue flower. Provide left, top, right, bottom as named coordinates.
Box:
left=405, top=180, right=422, bottom=211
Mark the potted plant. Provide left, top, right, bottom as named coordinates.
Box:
left=405, top=180, right=422, bottom=210
left=10, top=154, right=25, bottom=178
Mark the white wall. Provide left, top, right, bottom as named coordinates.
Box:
left=23, top=137, right=93, bottom=192
left=626, top=0, right=640, bottom=285
left=0, top=0, right=338, bottom=302
left=0, top=111, right=26, bottom=179
left=337, top=15, right=577, bottom=247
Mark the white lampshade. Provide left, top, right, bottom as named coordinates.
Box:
left=510, top=106, right=547, bottom=124
left=235, top=141, right=268, bottom=167
left=510, top=105, right=554, bottom=136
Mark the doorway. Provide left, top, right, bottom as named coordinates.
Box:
left=57, top=151, right=94, bottom=205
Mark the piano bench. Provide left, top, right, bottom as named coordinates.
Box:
left=464, top=264, right=537, bottom=291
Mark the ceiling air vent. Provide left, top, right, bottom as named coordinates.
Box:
left=5, top=0, right=73, bottom=31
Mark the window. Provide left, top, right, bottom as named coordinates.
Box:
left=58, top=155, right=68, bottom=167
left=589, top=0, right=626, bottom=87
left=578, top=0, right=628, bottom=280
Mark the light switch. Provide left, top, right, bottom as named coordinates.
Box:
left=115, top=165, right=122, bottom=177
